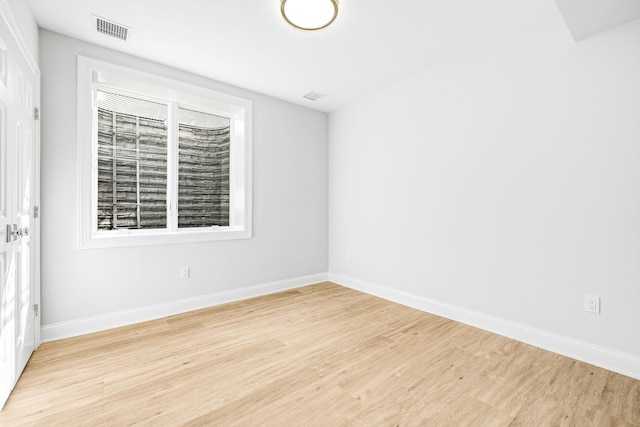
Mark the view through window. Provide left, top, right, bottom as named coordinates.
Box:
left=96, top=90, right=231, bottom=231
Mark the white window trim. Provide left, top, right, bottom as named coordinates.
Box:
left=77, top=56, right=252, bottom=249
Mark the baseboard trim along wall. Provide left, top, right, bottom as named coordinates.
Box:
left=329, top=273, right=640, bottom=381
left=41, top=273, right=329, bottom=342
left=42, top=271, right=640, bottom=380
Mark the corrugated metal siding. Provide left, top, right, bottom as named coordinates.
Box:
left=178, top=124, right=230, bottom=227
left=97, top=107, right=230, bottom=230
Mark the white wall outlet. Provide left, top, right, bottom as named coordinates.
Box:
left=584, top=294, right=600, bottom=314
left=346, top=252, right=353, bottom=263
left=180, top=267, right=190, bottom=280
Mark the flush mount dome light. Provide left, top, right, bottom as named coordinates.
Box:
left=281, top=0, right=338, bottom=31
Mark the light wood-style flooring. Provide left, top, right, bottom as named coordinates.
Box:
left=1, top=282, right=639, bottom=426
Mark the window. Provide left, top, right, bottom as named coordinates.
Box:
left=95, top=91, right=232, bottom=231
left=77, top=56, right=252, bottom=248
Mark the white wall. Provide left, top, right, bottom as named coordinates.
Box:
left=329, top=14, right=640, bottom=365
left=40, top=30, right=328, bottom=330
left=33, top=3, right=640, bottom=378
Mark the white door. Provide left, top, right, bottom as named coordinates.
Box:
left=0, top=16, right=38, bottom=410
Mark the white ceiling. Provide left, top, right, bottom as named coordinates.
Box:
left=554, top=0, right=640, bottom=41
left=26, top=0, right=640, bottom=113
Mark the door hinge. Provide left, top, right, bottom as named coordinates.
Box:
left=34, top=107, right=39, bottom=120
left=34, top=205, right=39, bottom=218
left=33, top=304, right=39, bottom=317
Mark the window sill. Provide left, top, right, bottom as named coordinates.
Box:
left=79, top=227, right=252, bottom=250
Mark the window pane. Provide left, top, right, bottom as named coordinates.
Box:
left=178, top=107, right=230, bottom=228
left=97, top=91, right=168, bottom=230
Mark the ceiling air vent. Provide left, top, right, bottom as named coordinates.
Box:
left=303, top=91, right=327, bottom=101
left=93, top=15, right=129, bottom=41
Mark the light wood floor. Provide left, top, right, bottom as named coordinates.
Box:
left=1, top=282, right=639, bottom=426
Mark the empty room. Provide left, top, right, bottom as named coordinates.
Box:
left=1, top=0, right=639, bottom=425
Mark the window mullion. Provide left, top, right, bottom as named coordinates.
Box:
left=167, top=101, right=179, bottom=231
left=134, top=117, right=141, bottom=228
left=112, top=112, right=118, bottom=229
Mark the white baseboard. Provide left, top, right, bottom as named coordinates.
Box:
left=329, top=273, right=640, bottom=381
left=41, top=273, right=329, bottom=342
left=42, top=271, right=640, bottom=380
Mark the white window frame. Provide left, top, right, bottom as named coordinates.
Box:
left=77, top=56, right=252, bottom=249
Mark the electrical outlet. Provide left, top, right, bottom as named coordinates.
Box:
left=584, top=294, right=600, bottom=314
left=346, top=252, right=353, bottom=263
left=180, top=267, right=190, bottom=280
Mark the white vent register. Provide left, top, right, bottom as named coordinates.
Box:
left=93, top=15, right=129, bottom=41
left=303, top=91, right=327, bottom=101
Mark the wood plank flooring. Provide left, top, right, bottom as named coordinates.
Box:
left=1, top=282, right=639, bottom=426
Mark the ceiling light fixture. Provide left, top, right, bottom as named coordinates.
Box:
left=281, top=0, right=339, bottom=31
